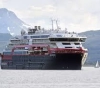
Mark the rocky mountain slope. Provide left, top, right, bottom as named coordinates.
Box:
left=0, top=8, right=29, bottom=35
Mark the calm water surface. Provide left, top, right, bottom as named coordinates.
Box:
left=0, top=67, right=100, bottom=88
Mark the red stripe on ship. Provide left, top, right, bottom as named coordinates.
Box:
left=2, top=55, right=12, bottom=60
left=50, top=48, right=87, bottom=53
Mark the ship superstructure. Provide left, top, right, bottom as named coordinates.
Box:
left=0, top=21, right=88, bottom=70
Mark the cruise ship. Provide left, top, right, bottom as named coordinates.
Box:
left=0, top=21, right=88, bottom=70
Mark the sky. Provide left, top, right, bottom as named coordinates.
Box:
left=1, top=0, right=100, bottom=32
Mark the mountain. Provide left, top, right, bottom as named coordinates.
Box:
left=80, top=30, right=100, bottom=65
left=0, top=33, right=11, bottom=41
left=0, top=33, right=12, bottom=52
left=0, top=8, right=30, bottom=35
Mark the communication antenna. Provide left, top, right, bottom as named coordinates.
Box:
left=55, top=19, right=59, bottom=30
left=51, top=19, right=54, bottom=31
left=51, top=19, right=60, bottom=31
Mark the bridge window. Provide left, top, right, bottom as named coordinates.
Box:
left=49, top=38, right=79, bottom=42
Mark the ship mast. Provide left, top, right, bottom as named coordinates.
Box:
left=51, top=19, right=60, bottom=31
left=51, top=19, right=54, bottom=31
left=55, top=20, right=59, bottom=30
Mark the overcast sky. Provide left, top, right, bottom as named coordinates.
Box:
left=1, top=0, right=100, bottom=32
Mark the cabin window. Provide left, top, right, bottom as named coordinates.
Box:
left=41, top=35, right=49, bottom=38
left=13, top=51, right=27, bottom=55
left=56, top=35, right=62, bottom=37
left=62, top=43, right=71, bottom=45
left=74, top=43, right=80, bottom=45
left=65, top=47, right=72, bottom=48
left=13, top=52, right=22, bottom=55
left=31, top=36, right=40, bottom=38
left=24, top=36, right=27, bottom=39
left=42, top=47, right=48, bottom=51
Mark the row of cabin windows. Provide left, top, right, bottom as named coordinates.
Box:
left=49, top=38, right=85, bottom=42
left=3, top=49, right=48, bottom=55
left=24, top=35, right=49, bottom=39
left=10, top=40, right=29, bottom=42
left=32, top=39, right=49, bottom=42
left=3, top=52, right=12, bottom=55
left=62, top=43, right=80, bottom=45
left=65, top=47, right=81, bottom=48
left=3, top=51, right=27, bottom=55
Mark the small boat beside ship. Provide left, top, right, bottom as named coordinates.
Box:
left=0, top=20, right=88, bottom=70
left=95, top=61, right=99, bottom=68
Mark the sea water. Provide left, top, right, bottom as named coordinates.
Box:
left=0, top=67, right=100, bottom=88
